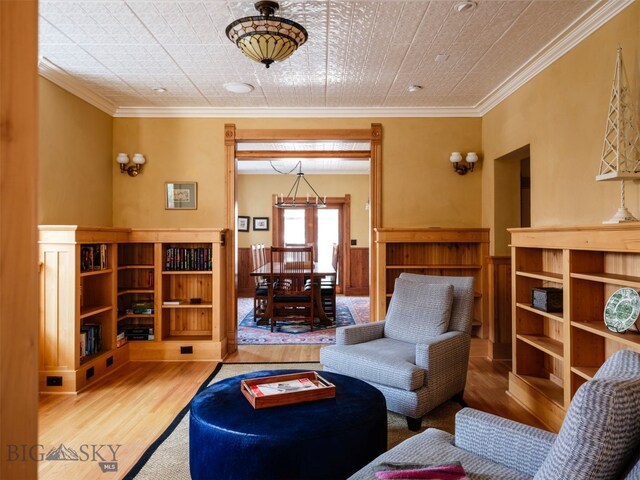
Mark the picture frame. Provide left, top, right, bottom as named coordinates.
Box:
left=253, top=217, right=269, bottom=231
left=238, top=216, right=250, bottom=232
left=165, top=182, right=197, bottom=210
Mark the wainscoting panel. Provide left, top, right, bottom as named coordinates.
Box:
left=487, top=256, right=512, bottom=360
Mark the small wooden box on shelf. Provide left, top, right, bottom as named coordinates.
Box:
left=509, top=224, right=640, bottom=432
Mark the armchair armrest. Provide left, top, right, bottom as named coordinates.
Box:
left=336, top=321, right=385, bottom=345
left=415, top=331, right=468, bottom=370
left=455, top=408, right=556, bottom=477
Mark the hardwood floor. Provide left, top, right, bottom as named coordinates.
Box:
left=38, top=347, right=545, bottom=479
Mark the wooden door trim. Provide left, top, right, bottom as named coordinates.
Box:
left=225, top=124, right=382, bottom=353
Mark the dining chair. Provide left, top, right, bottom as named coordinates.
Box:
left=320, top=243, right=338, bottom=322
left=269, top=246, right=315, bottom=332
left=250, top=244, right=268, bottom=323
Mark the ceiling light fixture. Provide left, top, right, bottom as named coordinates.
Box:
left=435, top=53, right=449, bottom=63
left=226, top=1, right=308, bottom=69
left=152, top=87, right=167, bottom=93
left=454, top=1, right=477, bottom=13
left=223, top=82, right=255, bottom=94
left=408, top=85, right=423, bottom=93
left=273, top=160, right=326, bottom=208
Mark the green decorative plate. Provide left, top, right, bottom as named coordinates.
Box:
left=604, top=287, right=640, bottom=333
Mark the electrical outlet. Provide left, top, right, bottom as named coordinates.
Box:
left=46, top=376, right=63, bottom=387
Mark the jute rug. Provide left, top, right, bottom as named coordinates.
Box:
left=124, top=362, right=461, bottom=479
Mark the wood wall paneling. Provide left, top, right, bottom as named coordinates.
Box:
left=1, top=1, right=39, bottom=476
left=487, top=256, right=512, bottom=360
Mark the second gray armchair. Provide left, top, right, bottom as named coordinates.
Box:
left=320, top=273, right=474, bottom=430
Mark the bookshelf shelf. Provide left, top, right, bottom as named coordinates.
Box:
left=509, top=225, right=640, bottom=432
left=80, top=305, right=112, bottom=319
left=516, top=303, right=564, bottom=323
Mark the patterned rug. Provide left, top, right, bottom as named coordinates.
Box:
left=237, top=296, right=370, bottom=345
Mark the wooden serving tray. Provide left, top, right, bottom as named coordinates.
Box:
left=240, top=371, right=336, bottom=409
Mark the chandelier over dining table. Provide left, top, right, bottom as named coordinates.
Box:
left=274, top=161, right=326, bottom=208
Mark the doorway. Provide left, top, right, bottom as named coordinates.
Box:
left=494, top=144, right=531, bottom=254
left=225, top=125, right=382, bottom=353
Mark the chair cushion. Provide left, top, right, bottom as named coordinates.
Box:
left=320, top=337, right=424, bottom=391
left=534, top=352, right=640, bottom=480
left=384, top=278, right=453, bottom=344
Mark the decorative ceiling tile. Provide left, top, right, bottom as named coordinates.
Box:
left=38, top=0, right=608, bottom=112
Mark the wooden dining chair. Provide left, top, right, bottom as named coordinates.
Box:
left=320, top=243, right=338, bottom=321
left=250, top=244, right=268, bottom=323
left=269, top=246, right=314, bottom=332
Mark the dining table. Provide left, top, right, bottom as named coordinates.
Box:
left=249, top=261, right=336, bottom=326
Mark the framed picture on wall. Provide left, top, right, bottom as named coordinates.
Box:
left=253, top=217, right=269, bottom=231
left=238, top=216, right=250, bottom=232
left=165, top=182, right=197, bottom=209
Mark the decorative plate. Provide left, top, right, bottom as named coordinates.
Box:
left=604, top=287, right=640, bottom=333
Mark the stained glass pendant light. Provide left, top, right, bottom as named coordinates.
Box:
left=226, top=1, right=308, bottom=68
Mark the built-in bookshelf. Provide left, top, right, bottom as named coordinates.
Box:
left=509, top=225, right=640, bottom=432
left=373, top=228, right=490, bottom=339
left=38, top=226, right=228, bottom=393
left=117, top=242, right=155, bottom=347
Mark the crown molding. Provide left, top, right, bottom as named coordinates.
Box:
left=475, top=0, right=634, bottom=115
left=38, top=58, right=117, bottom=116
left=112, top=106, right=481, bottom=118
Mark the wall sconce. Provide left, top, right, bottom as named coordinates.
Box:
left=450, top=152, right=479, bottom=175
left=116, top=153, right=146, bottom=177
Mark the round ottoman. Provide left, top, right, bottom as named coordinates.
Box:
left=189, top=369, right=387, bottom=480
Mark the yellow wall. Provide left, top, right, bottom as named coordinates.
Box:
left=39, top=78, right=113, bottom=225
left=482, top=3, right=640, bottom=255
left=237, top=174, right=370, bottom=248
left=113, top=117, right=482, bottom=229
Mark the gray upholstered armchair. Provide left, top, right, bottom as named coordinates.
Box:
left=349, top=349, right=640, bottom=480
left=320, top=273, right=474, bottom=430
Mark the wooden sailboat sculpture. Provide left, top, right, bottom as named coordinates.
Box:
left=596, top=47, right=640, bottom=223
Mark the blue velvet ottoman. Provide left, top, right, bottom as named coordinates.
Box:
left=189, top=369, right=387, bottom=480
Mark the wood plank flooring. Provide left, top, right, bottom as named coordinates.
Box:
left=38, top=346, right=545, bottom=480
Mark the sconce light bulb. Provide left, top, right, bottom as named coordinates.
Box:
left=116, top=153, right=129, bottom=165
left=466, top=152, right=478, bottom=163
left=132, top=153, right=146, bottom=165
left=450, top=152, right=463, bottom=163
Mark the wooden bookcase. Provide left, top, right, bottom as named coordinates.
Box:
left=38, top=226, right=227, bottom=393
left=509, top=225, right=640, bottom=431
left=373, top=228, right=490, bottom=339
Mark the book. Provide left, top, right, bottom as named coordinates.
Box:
left=249, top=377, right=318, bottom=397
left=162, top=299, right=183, bottom=305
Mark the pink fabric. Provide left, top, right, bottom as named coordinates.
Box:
left=374, top=463, right=467, bottom=480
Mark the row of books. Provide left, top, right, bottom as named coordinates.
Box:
left=124, top=301, right=154, bottom=315
left=80, top=244, right=108, bottom=272
left=118, top=323, right=155, bottom=343
left=165, top=247, right=212, bottom=271
left=80, top=324, right=102, bottom=358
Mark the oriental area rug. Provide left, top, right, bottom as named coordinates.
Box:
left=237, top=296, right=371, bottom=345
left=124, top=362, right=461, bottom=479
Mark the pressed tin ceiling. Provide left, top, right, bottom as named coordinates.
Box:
left=38, top=0, right=631, bottom=117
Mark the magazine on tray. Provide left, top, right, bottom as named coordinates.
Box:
left=249, top=377, right=319, bottom=397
